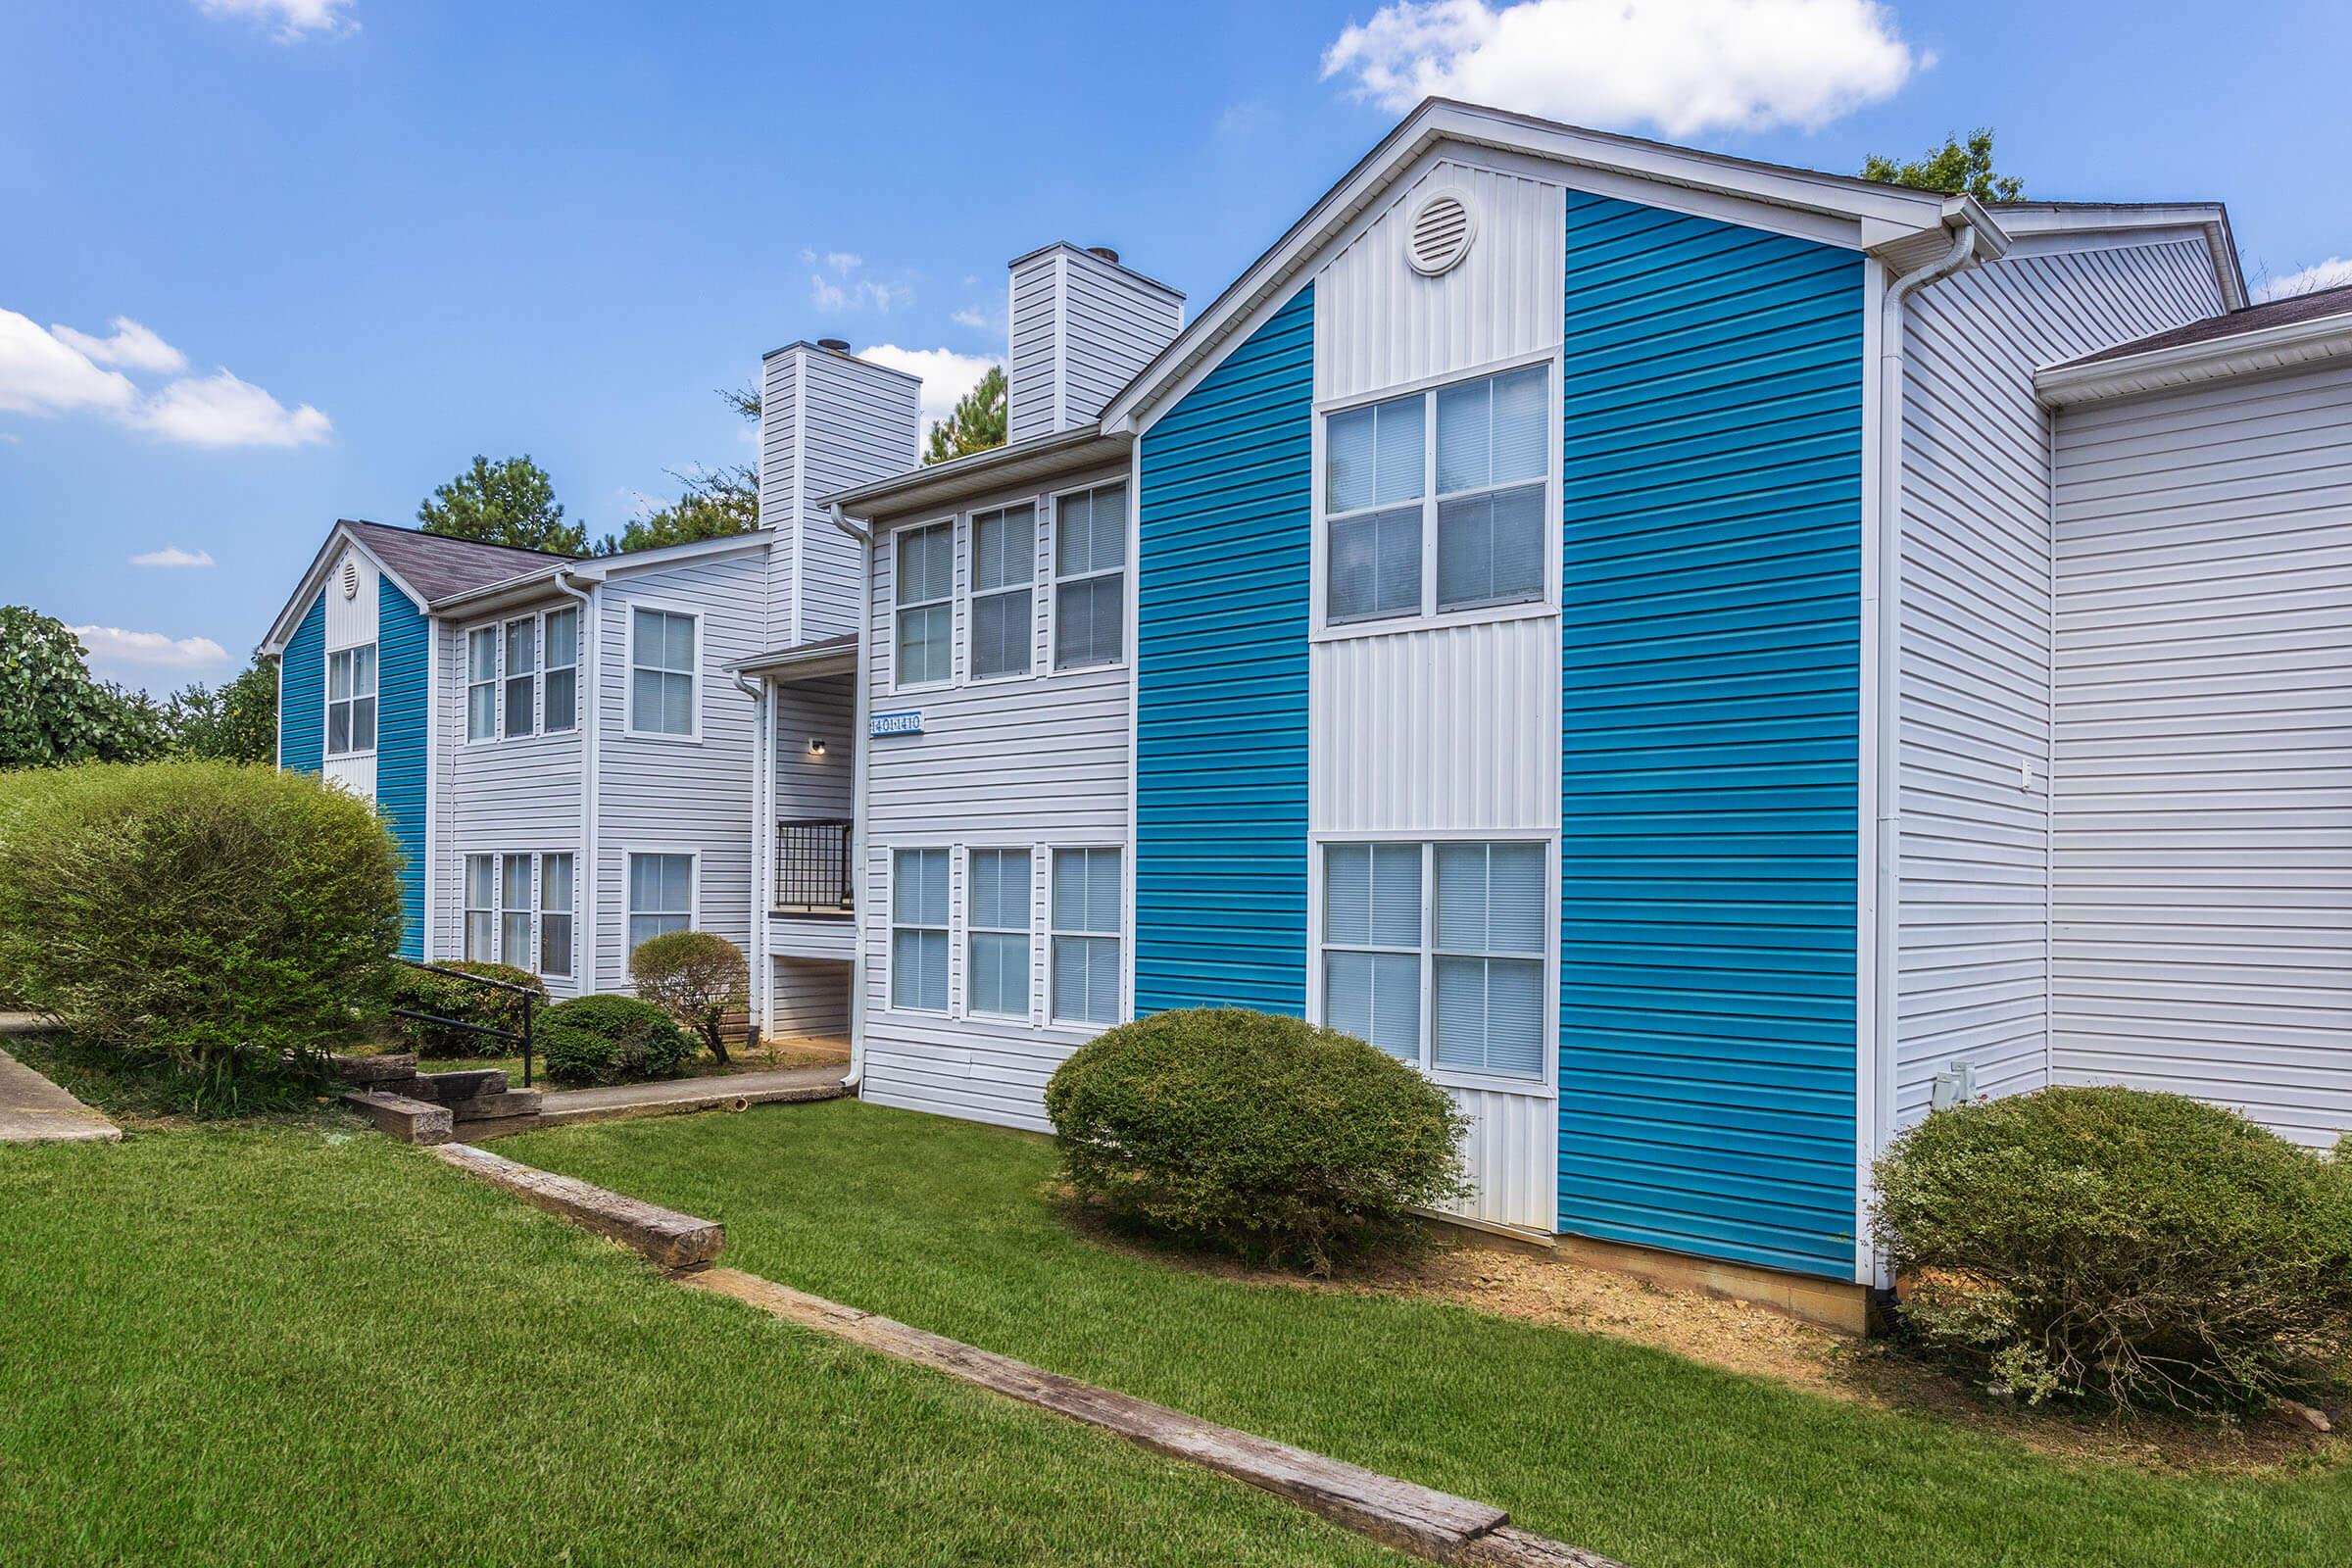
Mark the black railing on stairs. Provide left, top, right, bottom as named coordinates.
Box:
left=391, top=957, right=538, bottom=1087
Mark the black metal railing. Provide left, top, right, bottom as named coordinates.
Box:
left=774, top=817, right=855, bottom=916
left=391, top=958, right=539, bottom=1087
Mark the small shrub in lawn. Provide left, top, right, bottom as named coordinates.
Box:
left=1873, top=1085, right=2352, bottom=1413
left=0, top=760, right=401, bottom=1107
left=1044, top=1007, right=1470, bottom=1272
left=537, top=995, right=698, bottom=1087
left=386, top=960, right=545, bottom=1058
left=629, top=930, right=748, bottom=1064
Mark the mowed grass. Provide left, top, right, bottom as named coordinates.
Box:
left=505, top=1098, right=2352, bottom=1568
left=0, top=1126, right=1402, bottom=1568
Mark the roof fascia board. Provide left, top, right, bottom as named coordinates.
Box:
left=2035, top=310, right=2352, bottom=407
left=429, top=530, right=775, bottom=613
left=260, top=522, right=430, bottom=654
left=1996, top=203, right=2243, bottom=309
left=825, top=428, right=1127, bottom=516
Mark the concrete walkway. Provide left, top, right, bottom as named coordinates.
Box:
left=473, top=1062, right=849, bottom=1138
left=0, top=1044, right=122, bottom=1145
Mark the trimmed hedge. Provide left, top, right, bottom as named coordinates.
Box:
left=537, top=994, right=699, bottom=1087
left=629, top=930, right=748, bottom=1065
left=386, top=960, right=545, bottom=1058
left=1874, top=1085, right=2352, bottom=1412
left=1044, top=1007, right=1470, bottom=1272
left=0, top=760, right=401, bottom=1088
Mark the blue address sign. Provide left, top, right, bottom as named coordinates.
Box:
left=869, top=710, right=924, bottom=738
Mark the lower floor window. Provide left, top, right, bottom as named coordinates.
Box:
left=1319, top=839, right=1546, bottom=1080
left=462, top=850, right=574, bottom=977
left=626, top=853, right=693, bottom=955
left=892, top=848, right=950, bottom=1012
left=1051, top=847, right=1122, bottom=1025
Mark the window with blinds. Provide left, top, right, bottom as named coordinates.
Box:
left=466, top=627, right=498, bottom=741
left=629, top=609, right=698, bottom=737
left=891, top=847, right=951, bottom=1013
left=543, top=607, right=578, bottom=734
left=895, top=522, right=955, bottom=688
left=1317, top=840, right=1547, bottom=1081
left=326, top=643, right=376, bottom=756
left=540, top=853, right=574, bottom=977
left=626, top=852, right=693, bottom=954
left=1054, top=483, right=1127, bottom=669
left=965, top=848, right=1031, bottom=1018
left=1322, top=363, right=1550, bottom=628
left=503, top=616, right=537, bottom=739
left=969, top=505, right=1035, bottom=679
left=464, top=853, right=496, bottom=960
left=1051, top=848, right=1122, bottom=1025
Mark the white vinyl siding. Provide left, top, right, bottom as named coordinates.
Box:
left=628, top=608, right=698, bottom=738
left=540, top=853, right=574, bottom=977
left=625, top=852, right=693, bottom=956
left=466, top=627, right=497, bottom=742
left=965, top=848, right=1031, bottom=1019
left=895, top=522, right=955, bottom=688
left=1051, top=848, right=1121, bottom=1025
left=968, top=506, right=1035, bottom=680
left=326, top=643, right=376, bottom=757
left=543, top=606, right=578, bottom=733
left=1054, top=483, right=1126, bottom=669
left=891, top=848, right=950, bottom=1013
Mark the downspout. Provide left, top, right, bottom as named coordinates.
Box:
left=829, top=500, right=873, bottom=1090
left=1868, top=222, right=1979, bottom=1231
left=731, top=667, right=770, bottom=1038
left=554, top=568, right=598, bottom=991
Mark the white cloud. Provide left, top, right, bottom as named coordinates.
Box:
left=804, top=250, right=908, bottom=314
left=52, top=317, right=187, bottom=374
left=2257, top=257, right=2352, bottom=303
left=0, top=310, right=140, bottom=416
left=951, top=307, right=989, bottom=330
left=71, top=626, right=231, bottom=684
left=130, top=546, right=218, bottom=568
left=1320, top=0, right=1924, bottom=138
left=858, top=345, right=1001, bottom=440
left=195, top=0, right=358, bottom=42
left=131, top=368, right=332, bottom=448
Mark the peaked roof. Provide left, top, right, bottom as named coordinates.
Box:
left=2036, top=282, right=2352, bottom=407
left=2055, top=282, right=2352, bottom=369
left=341, top=519, right=577, bottom=601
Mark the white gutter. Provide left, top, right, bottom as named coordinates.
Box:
left=829, top=500, right=874, bottom=1091
left=1865, top=224, right=1980, bottom=1270
left=732, top=666, right=771, bottom=1036
left=553, top=568, right=599, bottom=991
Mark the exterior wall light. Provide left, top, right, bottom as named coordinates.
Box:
left=808, top=739, right=827, bottom=757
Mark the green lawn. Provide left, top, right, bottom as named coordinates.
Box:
left=505, top=1098, right=2352, bottom=1568
left=0, top=1126, right=1400, bottom=1567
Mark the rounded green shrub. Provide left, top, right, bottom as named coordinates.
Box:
left=0, top=760, right=402, bottom=1090
left=1873, top=1085, right=2352, bottom=1412
left=386, top=960, right=545, bottom=1058
left=1044, top=1007, right=1470, bottom=1272
left=629, top=930, right=748, bottom=1065
left=537, top=994, right=698, bottom=1087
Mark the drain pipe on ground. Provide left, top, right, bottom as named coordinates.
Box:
left=829, top=500, right=874, bottom=1092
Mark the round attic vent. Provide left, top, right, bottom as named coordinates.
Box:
left=340, top=558, right=360, bottom=600
left=1406, top=189, right=1476, bottom=277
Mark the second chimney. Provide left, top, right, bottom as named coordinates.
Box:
left=1005, top=242, right=1183, bottom=444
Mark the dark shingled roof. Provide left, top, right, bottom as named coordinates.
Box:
left=345, top=519, right=576, bottom=602
left=2055, top=283, right=2352, bottom=369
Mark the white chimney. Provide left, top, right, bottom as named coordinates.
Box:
left=758, top=338, right=920, bottom=643
left=1005, top=243, right=1184, bottom=445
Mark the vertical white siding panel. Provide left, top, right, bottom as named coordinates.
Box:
left=1007, top=246, right=1182, bottom=443
left=2052, top=359, right=2352, bottom=1149
left=1894, top=238, right=2225, bottom=1125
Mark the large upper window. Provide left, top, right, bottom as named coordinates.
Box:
left=968, top=505, right=1034, bottom=680
left=1054, top=483, right=1126, bottom=669
left=625, top=852, right=693, bottom=954
left=543, top=606, right=579, bottom=734
left=1323, top=364, right=1547, bottom=626
left=502, top=617, right=537, bottom=739
left=895, top=522, right=954, bottom=688
left=326, top=643, right=376, bottom=757
left=891, top=848, right=950, bottom=1012
left=965, top=848, right=1031, bottom=1018
left=466, top=627, right=498, bottom=741
left=1051, top=848, right=1122, bottom=1026
left=1318, top=840, right=1546, bottom=1081
left=629, top=608, right=697, bottom=737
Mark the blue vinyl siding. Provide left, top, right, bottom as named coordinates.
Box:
left=377, top=576, right=429, bottom=959
left=1134, top=285, right=1315, bottom=1014
left=1557, top=191, right=1864, bottom=1279
left=279, top=594, right=324, bottom=775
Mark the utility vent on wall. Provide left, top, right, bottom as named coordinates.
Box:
left=1406, top=189, right=1475, bottom=276
left=340, top=558, right=360, bottom=599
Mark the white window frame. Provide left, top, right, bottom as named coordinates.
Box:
left=964, top=504, right=1037, bottom=685
left=1310, top=349, right=1562, bottom=643
left=623, top=848, right=699, bottom=957
left=539, top=851, right=574, bottom=978
left=457, top=851, right=577, bottom=977
left=1049, top=845, right=1125, bottom=1028
left=961, top=846, right=1034, bottom=1020
left=1050, top=481, right=1129, bottom=672
left=887, top=846, right=953, bottom=1015
left=891, top=517, right=957, bottom=694
left=542, top=605, right=580, bottom=735
left=1306, top=831, right=1558, bottom=1096
left=465, top=626, right=499, bottom=744
left=623, top=601, right=703, bottom=742
left=325, top=641, right=377, bottom=759
left=502, top=615, right=538, bottom=740
left=463, top=852, right=497, bottom=961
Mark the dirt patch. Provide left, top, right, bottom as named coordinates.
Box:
left=1056, top=1196, right=2344, bottom=1476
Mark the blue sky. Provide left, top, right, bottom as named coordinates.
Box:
left=4, top=0, right=2347, bottom=690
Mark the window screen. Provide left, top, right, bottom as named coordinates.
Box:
left=626, top=852, right=693, bottom=954
left=543, top=607, right=578, bottom=734
left=467, top=627, right=498, bottom=741
left=503, top=618, right=537, bottom=739
left=1051, top=848, right=1121, bottom=1024
left=630, top=610, right=697, bottom=736
left=891, top=847, right=951, bottom=1012
left=965, top=848, right=1031, bottom=1018
left=1431, top=842, right=1545, bottom=1077
left=1322, top=843, right=1422, bottom=1060
left=969, top=506, right=1034, bottom=679
left=1054, top=485, right=1126, bottom=669
left=895, top=523, right=954, bottom=687
left=540, top=853, right=574, bottom=977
